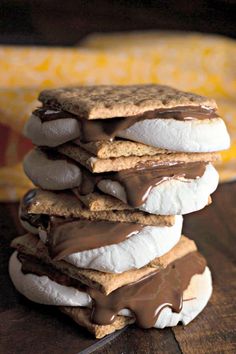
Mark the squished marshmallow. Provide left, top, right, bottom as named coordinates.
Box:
left=9, top=252, right=91, bottom=307
left=24, top=114, right=230, bottom=153
left=23, top=149, right=82, bottom=190
left=9, top=252, right=212, bottom=328
left=98, top=163, right=219, bottom=215
left=39, top=216, right=183, bottom=273
left=118, top=118, right=230, bottom=152
left=24, top=114, right=81, bottom=147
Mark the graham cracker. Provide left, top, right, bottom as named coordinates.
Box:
left=11, top=234, right=196, bottom=295
left=75, top=139, right=169, bottom=158
left=73, top=189, right=131, bottom=211
left=76, top=191, right=212, bottom=212
left=57, top=143, right=220, bottom=173
left=60, top=307, right=133, bottom=339
left=22, top=189, right=174, bottom=227
left=38, top=84, right=217, bottom=119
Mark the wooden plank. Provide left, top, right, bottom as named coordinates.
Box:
left=173, top=183, right=236, bottom=354
left=93, top=327, right=182, bottom=354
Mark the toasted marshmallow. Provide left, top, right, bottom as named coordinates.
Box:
left=24, top=114, right=81, bottom=147
left=98, top=163, right=219, bottom=215
left=23, top=149, right=82, bottom=190
left=38, top=215, right=183, bottom=273
left=118, top=118, right=230, bottom=152
left=9, top=252, right=212, bottom=328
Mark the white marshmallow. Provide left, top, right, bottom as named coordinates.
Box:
left=9, top=252, right=212, bottom=328
left=9, top=252, right=91, bottom=307
left=153, top=267, right=212, bottom=327
left=118, top=118, right=230, bottom=152
left=39, top=215, right=183, bottom=273
left=98, top=163, right=219, bottom=215
left=23, top=149, right=82, bottom=190
left=24, top=114, right=81, bottom=147
left=24, top=114, right=230, bottom=153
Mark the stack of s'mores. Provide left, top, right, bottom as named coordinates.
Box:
left=9, top=85, right=230, bottom=338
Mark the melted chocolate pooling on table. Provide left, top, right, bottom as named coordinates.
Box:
left=19, top=250, right=206, bottom=328
left=35, top=106, right=218, bottom=143
left=48, top=219, right=143, bottom=260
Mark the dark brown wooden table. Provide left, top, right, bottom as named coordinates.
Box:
left=1, top=182, right=236, bottom=354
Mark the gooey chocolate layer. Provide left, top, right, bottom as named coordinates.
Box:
left=20, top=189, right=50, bottom=230
left=21, top=158, right=207, bottom=214
left=77, top=161, right=207, bottom=207
left=20, top=190, right=144, bottom=257
left=47, top=218, right=144, bottom=260
left=34, top=105, right=218, bottom=143
left=107, top=161, right=207, bottom=207
left=18, top=250, right=206, bottom=328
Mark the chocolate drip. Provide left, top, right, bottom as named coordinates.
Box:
left=48, top=220, right=144, bottom=260
left=78, top=166, right=102, bottom=195
left=19, top=251, right=206, bottom=328
left=88, top=251, right=206, bottom=327
left=79, top=106, right=218, bottom=143
left=35, top=106, right=218, bottom=143
left=112, top=161, right=207, bottom=207
left=76, top=161, right=207, bottom=208
left=21, top=161, right=207, bottom=222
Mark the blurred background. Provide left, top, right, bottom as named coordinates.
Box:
left=0, top=0, right=236, bottom=45
left=0, top=0, right=235, bottom=201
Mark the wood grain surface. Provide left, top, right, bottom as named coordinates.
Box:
left=0, top=182, right=236, bottom=354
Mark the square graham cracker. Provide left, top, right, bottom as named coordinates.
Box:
left=22, top=189, right=174, bottom=227
left=57, top=143, right=220, bottom=173
left=39, top=84, right=217, bottom=120
left=75, top=139, right=169, bottom=158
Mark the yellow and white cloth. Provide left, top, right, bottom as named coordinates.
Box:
left=0, top=31, right=235, bottom=201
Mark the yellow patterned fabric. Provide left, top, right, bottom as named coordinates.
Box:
left=0, top=31, right=235, bottom=201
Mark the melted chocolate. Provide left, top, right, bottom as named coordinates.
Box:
left=77, top=166, right=102, bottom=195
left=19, top=250, right=206, bottom=328
left=48, top=219, right=143, bottom=260
left=35, top=106, right=218, bottom=143
left=76, top=161, right=207, bottom=208
left=34, top=108, right=76, bottom=121
left=18, top=253, right=82, bottom=288
left=112, top=161, right=207, bottom=207
left=20, top=189, right=49, bottom=229
left=20, top=161, right=207, bottom=231
left=88, top=251, right=206, bottom=327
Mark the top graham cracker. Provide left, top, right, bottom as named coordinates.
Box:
left=38, top=84, right=217, bottom=120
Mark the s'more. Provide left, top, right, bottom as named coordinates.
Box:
left=9, top=84, right=230, bottom=338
